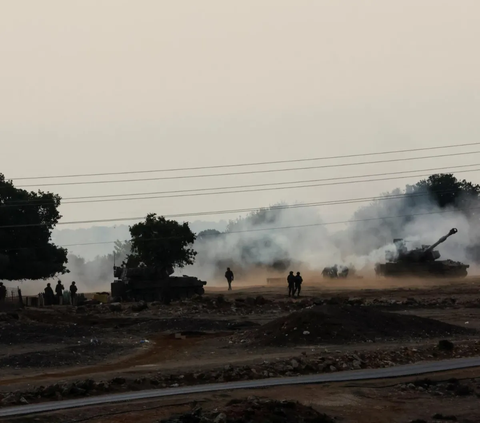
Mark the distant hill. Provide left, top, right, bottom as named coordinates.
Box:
left=52, top=220, right=228, bottom=260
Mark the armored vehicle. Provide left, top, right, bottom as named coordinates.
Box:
left=322, top=265, right=351, bottom=279
left=111, top=265, right=207, bottom=304
left=374, top=228, right=469, bottom=278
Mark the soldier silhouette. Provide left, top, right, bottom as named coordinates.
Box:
left=225, top=268, right=234, bottom=291
left=287, top=271, right=295, bottom=297
left=294, top=272, right=303, bottom=298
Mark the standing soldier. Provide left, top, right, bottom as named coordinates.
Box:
left=294, top=271, right=303, bottom=298
left=225, top=267, right=234, bottom=291
left=69, top=281, right=78, bottom=305
left=0, top=282, right=6, bottom=302
left=55, top=280, right=64, bottom=305
left=44, top=283, right=54, bottom=306
left=287, top=271, right=295, bottom=297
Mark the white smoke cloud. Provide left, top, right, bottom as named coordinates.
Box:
left=180, top=187, right=480, bottom=285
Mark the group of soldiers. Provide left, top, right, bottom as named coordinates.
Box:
left=43, top=280, right=78, bottom=306
left=224, top=267, right=303, bottom=298
left=287, top=271, right=303, bottom=297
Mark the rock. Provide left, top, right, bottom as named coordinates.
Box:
left=291, top=359, right=299, bottom=369
left=454, top=384, right=472, bottom=396
left=95, top=381, right=110, bottom=391
left=109, top=302, right=123, bottom=312
left=71, top=387, right=86, bottom=395
left=438, top=340, right=454, bottom=351
left=255, top=296, right=267, bottom=306
left=1, top=394, right=15, bottom=405
left=329, top=366, right=337, bottom=372
left=214, top=413, right=227, bottom=423
left=61, top=383, right=73, bottom=396
left=352, top=360, right=362, bottom=370
left=111, top=377, right=126, bottom=385
left=131, top=301, right=148, bottom=312
left=19, top=396, right=29, bottom=404
left=43, top=384, right=60, bottom=397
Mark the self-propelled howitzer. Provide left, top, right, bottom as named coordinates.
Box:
left=374, top=228, right=469, bottom=278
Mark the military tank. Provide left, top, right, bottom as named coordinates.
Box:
left=374, top=228, right=469, bottom=278
left=111, top=265, right=207, bottom=304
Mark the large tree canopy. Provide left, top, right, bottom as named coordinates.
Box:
left=0, top=173, right=68, bottom=280
left=125, top=214, right=197, bottom=269
left=412, top=173, right=480, bottom=217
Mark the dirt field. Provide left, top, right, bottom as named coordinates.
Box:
left=1, top=276, right=480, bottom=422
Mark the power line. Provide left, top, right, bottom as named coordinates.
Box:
left=4, top=206, right=479, bottom=251
left=60, top=165, right=480, bottom=204
left=1, top=183, right=479, bottom=230
left=11, top=142, right=480, bottom=181
left=14, top=150, right=480, bottom=188
left=3, top=163, right=480, bottom=208
left=59, top=190, right=477, bottom=222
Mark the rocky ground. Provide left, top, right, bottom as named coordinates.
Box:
left=1, top=278, right=480, bottom=421
left=159, top=397, right=336, bottom=423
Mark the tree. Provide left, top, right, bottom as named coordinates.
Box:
left=412, top=173, right=480, bottom=217
left=125, top=214, right=197, bottom=268
left=0, top=173, right=68, bottom=280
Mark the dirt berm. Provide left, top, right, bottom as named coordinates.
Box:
left=249, top=305, right=475, bottom=347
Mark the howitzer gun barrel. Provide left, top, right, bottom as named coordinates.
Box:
left=425, top=228, right=458, bottom=253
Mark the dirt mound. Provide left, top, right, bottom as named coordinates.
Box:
left=249, top=305, right=474, bottom=347
left=160, top=397, right=335, bottom=423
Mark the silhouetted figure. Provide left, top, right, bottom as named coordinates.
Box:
left=225, top=268, right=234, bottom=291
left=287, top=271, right=295, bottom=297
left=69, top=281, right=78, bottom=305
left=332, top=265, right=338, bottom=278
left=44, top=283, right=54, bottom=306
left=294, top=272, right=303, bottom=297
left=55, top=280, right=64, bottom=305
left=0, top=282, right=6, bottom=302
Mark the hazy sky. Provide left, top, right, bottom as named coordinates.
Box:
left=1, top=1, right=480, bottom=231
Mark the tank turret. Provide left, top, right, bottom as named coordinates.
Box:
left=375, top=228, right=469, bottom=278
left=391, top=228, right=458, bottom=263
